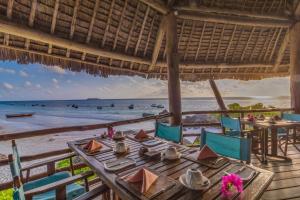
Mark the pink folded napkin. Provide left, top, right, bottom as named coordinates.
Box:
left=84, top=140, right=102, bottom=153
left=135, top=129, right=148, bottom=140
left=197, top=145, right=218, bottom=160
left=126, top=168, right=158, bottom=193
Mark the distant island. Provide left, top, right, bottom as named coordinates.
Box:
left=86, top=98, right=101, bottom=100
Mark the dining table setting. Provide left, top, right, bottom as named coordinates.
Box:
left=68, top=129, right=274, bottom=200
left=241, top=114, right=300, bottom=163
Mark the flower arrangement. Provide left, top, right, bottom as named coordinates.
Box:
left=221, top=174, right=243, bottom=198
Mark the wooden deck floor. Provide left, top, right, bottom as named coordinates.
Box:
left=251, top=144, right=300, bottom=199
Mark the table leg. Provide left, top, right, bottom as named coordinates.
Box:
left=261, top=129, right=268, bottom=163
left=271, top=127, right=278, bottom=156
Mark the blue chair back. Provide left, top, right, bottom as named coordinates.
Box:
left=220, top=116, right=242, bottom=136
left=201, top=129, right=251, bottom=162
left=155, top=122, right=182, bottom=143
left=282, top=113, right=300, bottom=121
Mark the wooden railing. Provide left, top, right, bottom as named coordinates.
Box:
left=0, top=108, right=294, bottom=191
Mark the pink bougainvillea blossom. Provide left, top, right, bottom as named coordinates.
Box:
left=221, top=174, right=243, bottom=197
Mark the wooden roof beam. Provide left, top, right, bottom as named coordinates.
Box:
left=156, top=62, right=277, bottom=69
left=4, top=0, right=14, bottom=46
left=0, top=17, right=151, bottom=65
left=177, top=10, right=291, bottom=28
left=24, top=0, right=37, bottom=50
left=137, top=0, right=169, bottom=14
left=175, top=6, right=290, bottom=21
left=82, top=0, right=100, bottom=60
left=67, top=0, right=80, bottom=57
left=48, top=0, right=59, bottom=54
left=149, top=16, right=166, bottom=71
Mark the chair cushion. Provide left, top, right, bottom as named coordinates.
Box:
left=31, top=183, right=85, bottom=200
left=23, top=171, right=85, bottom=200
left=23, top=172, right=71, bottom=191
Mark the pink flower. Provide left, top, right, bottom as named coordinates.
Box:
left=221, top=174, right=243, bottom=197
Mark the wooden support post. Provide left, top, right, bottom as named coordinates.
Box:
left=209, top=79, right=226, bottom=110
left=290, top=21, right=300, bottom=113
left=165, top=12, right=182, bottom=125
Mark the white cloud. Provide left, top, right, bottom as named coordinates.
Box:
left=0, top=67, right=15, bottom=74
left=25, top=81, right=32, bottom=87
left=19, top=70, right=28, bottom=77
left=67, top=80, right=72, bottom=83
left=3, top=82, right=14, bottom=90
left=52, top=78, right=58, bottom=84
left=35, top=84, right=41, bottom=89
left=44, top=66, right=66, bottom=74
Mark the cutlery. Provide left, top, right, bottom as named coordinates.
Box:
left=108, top=161, right=130, bottom=168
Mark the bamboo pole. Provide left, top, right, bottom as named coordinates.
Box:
left=165, top=12, right=182, bottom=125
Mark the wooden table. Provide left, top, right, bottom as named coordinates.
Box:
left=241, top=118, right=300, bottom=163
left=68, top=136, right=274, bottom=200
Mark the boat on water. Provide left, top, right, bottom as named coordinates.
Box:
left=142, top=113, right=155, bottom=117
left=157, top=104, right=164, bottom=108
left=6, top=112, right=35, bottom=118
left=128, top=104, right=134, bottom=109
left=151, top=104, right=157, bottom=107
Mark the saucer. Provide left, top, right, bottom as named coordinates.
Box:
left=161, top=152, right=181, bottom=160
left=179, top=174, right=210, bottom=190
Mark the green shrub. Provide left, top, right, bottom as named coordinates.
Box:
left=0, top=189, right=13, bottom=200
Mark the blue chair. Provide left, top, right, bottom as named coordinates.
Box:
left=155, top=122, right=182, bottom=143
left=220, top=116, right=242, bottom=137
left=9, top=140, right=93, bottom=200
left=201, top=129, right=252, bottom=163
left=277, top=113, right=300, bottom=156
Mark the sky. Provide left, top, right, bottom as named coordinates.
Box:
left=0, top=61, right=291, bottom=101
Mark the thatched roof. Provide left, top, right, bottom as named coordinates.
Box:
left=0, top=0, right=297, bottom=81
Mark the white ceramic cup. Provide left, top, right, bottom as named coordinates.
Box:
left=163, top=146, right=178, bottom=158
left=114, top=131, right=124, bottom=138
left=115, top=142, right=126, bottom=153
left=185, top=168, right=205, bottom=187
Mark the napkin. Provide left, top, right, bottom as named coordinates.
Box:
left=84, top=140, right=102, bottom=153
left=197, top=145, right=218, bottom=160
left=126, top=168, right=158, bottom=193
left=135, top=129, right=148, bottom=139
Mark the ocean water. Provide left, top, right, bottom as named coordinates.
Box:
left=0, top=97, right=290, bottom=134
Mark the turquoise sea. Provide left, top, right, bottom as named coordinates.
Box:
left=0, top=97, right=290, bottom=134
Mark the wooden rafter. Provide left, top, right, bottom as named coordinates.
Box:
left=269, top=27, right=283, bottom=62
left=4, top=0, right=14, bottom=46
left=263, top=28, right=278, bottom=61
left=149, top=16, right=165, bottom=71
left=273, top=30, right=289, bottom=72
left=175, top=5, right=290, bottom=21
left=66, top=0, right=80, bottom=57
left=134, top=6, right=150, bottom=55
left=183, top=21, right=195, bottom=61
left=205, top=24, right=216, bottom=61
left=195, top=22, right=206, bottom=61
left=0, top=18, right=151, bottom=65
left=102, top=0, right=115, bottom=47
left=241, top=27, right=255, bottom=61
left=24, top=0, right=37, bottom=50
left=113, top=0, right=127, bottom=50
left=231, top=28, right=244, bottom=62
left=214, top=25, right=225, bottom=61
left=125, top=2, right=140, bottom=53
left=258, top=29, right=272, bottom=61
left=224, top=25, right=237, bottom=61
left=249, top=29, right=263, bottom=61
left=48, top=0, right=59, bottom=54
left=143, top=15, right=156, bottom=57
left=82, top=0, right=100, bottom=60
left=177, top=10, right=291, bottom=28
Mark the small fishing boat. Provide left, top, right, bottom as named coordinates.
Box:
left=128, top=104, right=134, bottom=109
left=157, top=105, right=164, bottom=108
left=151, top=104, right=157, bottom=107
left=6, top=112, right=35, bottom=118
left=142, top=113, right=155, bottom=117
